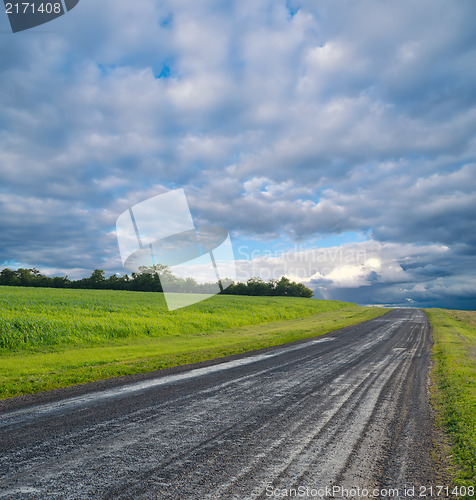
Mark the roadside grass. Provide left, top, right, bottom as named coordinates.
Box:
left=427, top=308, right=476, bottom=490
left=0, top=286, right=387, bottom=398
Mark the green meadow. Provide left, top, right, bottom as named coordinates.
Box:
left=427, top=308, right=476, bottom=490
left=0, top=286, right=386, bottom=399
left=2, top=286, right=475, bottom=490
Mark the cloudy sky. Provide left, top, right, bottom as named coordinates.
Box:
left=1, top=0, right=475, bottom=309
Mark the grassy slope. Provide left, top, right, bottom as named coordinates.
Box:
left=0, top=286, right=387, bottom=398
left=427, top=308, right=476, bottom=489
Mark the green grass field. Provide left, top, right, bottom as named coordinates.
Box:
left=0, top=286, right=387, bottom=399
left=3, top=286, right=475, bottom=490
left=427, top=308, right=476, bottom=490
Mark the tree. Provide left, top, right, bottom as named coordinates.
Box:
left=0, top=266, right=314, bottom=298
left=72, top=269, right=106, bottom=289
left=0, top=268, right=19, bottom=286
left=246, top=277, right=271, bottom=296
left=50, top=276, right=70, bottom=288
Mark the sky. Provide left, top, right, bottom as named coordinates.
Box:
left=0, top=0, right=475, bottom=309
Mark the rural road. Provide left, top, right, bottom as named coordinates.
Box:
left=0, top=308, right=436, bottom=499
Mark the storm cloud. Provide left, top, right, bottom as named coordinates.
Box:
left=0, top=0, right=475, bottom=308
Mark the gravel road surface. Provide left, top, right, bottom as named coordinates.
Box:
left=0, top=308, right=435, bottom=499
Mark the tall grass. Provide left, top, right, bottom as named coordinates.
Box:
left=0, top=286, right=348, bottom=351
left=427, top=308, right=476, bottom=491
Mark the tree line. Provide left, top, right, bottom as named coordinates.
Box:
left=0, top=266, right=313, bottom=298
